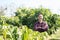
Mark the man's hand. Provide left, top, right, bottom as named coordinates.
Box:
left=36, top=26, right=41, bottom=29
left=37, top=27, right=41, bottom=28
left=35, top=26, right=42, bottom=30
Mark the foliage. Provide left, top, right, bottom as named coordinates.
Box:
left=0, top=25, right=49, bottom=40
left=15, top=8, right=60, bottom=35
left=0, top=7, right=60, bottom=40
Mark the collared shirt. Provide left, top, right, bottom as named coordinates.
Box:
left=34, top=21, right=48, bottom=32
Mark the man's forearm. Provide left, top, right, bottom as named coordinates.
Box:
left=34, top=27, right=41, bottom=30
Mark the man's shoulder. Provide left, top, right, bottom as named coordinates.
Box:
left=35, top=21, right=39, bottom=24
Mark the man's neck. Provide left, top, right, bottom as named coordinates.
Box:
left=39, top=20, right=43, bottom=23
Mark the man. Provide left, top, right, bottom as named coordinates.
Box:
left=34, top=14, right=48, bottom=32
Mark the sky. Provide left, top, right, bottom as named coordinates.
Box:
left=0, top=0, right=60, bottom=17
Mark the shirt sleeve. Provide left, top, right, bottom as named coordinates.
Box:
left=34, top=22, right=38, bottom=30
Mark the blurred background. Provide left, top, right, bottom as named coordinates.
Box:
left=0, top=0, right=60, bottom=40
left=0, top=0, right=60, bottom=17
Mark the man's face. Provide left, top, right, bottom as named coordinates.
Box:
left=38, top=14, right=43, bottom=20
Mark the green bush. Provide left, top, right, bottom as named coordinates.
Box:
left=15, top=8, right=60, bottom=35
left=0, top=7, right=60, bottom=40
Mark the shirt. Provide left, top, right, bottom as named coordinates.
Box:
left=34, top=21, right=48, bottom=32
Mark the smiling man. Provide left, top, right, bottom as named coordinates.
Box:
left=34, top=13, right=48, bottom=32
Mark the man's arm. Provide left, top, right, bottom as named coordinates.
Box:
left=34, top=24, right=38, bottom=30
left=34, top=22, right=41, bottom=30
left=34, top=24, right=42, bottom=30
left=41, top=22, right=48, bottom=30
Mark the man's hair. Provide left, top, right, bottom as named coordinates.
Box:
left=38, top=13, right=43, bottom=16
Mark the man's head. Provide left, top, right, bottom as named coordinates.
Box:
left=38, top=14, right=43, bottom=21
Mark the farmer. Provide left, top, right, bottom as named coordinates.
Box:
left=34, top=13, right=48, bottom=32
